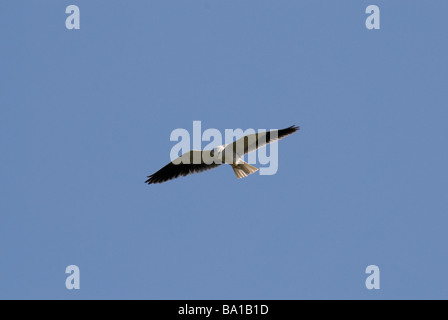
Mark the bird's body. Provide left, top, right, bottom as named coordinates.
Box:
left=145, top=125, right=299, bottom=184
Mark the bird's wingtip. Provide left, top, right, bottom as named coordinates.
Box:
left=145, top=176, right=154, bottom=184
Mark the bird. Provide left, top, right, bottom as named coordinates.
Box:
left=145, top=125, right=299, bottom=184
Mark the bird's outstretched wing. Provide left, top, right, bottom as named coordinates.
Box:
left=232, top=125, right=299, bottom=155
left=145, top=150, right=221, bottom=184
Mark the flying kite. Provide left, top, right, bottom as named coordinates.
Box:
left=145, top=125, right=299, bottom=184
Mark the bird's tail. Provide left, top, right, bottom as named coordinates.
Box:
left=232, top=162, right=259, bottom=179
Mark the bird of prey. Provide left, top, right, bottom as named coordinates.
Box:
left=145, top=125, right=299, bottom=184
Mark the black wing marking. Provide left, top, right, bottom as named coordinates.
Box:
left=145, top=162, right=221, bottom=184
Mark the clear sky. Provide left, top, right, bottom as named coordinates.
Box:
left=1, top=1, right=447, bottom=299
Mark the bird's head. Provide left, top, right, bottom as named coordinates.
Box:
left=211, top=146, right=225, bottom=158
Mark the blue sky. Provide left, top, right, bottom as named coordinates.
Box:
left=1, top=1, right=447, bottom=299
